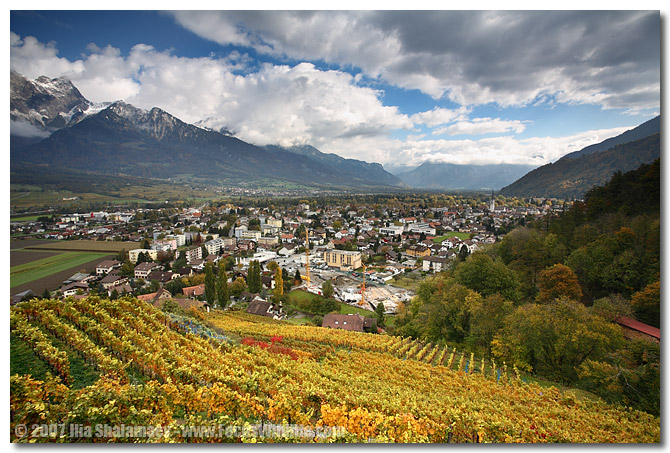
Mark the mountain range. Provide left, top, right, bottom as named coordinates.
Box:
left=499, top=117, right=660, bottom=199
left=10, top=71, right=404, bottom=190
left=10, top=71, right=661, bottom=196
left=395, top=162, right=536, bottom=191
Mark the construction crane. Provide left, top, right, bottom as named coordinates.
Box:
left=358, top=264, right=366, bottom=306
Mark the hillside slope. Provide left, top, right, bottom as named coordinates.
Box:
left=10, top=297, right=660, bottom=443
left=499, top=133, right=660, bottom=199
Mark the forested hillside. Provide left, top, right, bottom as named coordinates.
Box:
left=499, top=133, right=660, bottom=199
left=395, top=159, right=660, bottom=415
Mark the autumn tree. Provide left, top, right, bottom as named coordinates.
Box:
left=273, top=267, right=284, bottom=301
left=491, top=298, right=625, bottom=383
left=536, top=263, right=583, bottom=304
left=630, top=280, right=660, bottom=328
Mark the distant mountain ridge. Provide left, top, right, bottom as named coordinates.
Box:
left=396, top=162, right=536, bottom=190
left=499, top=130, right=661, bottom=199
left=10, top=71, right=404, bottom=190
left=265, top=144, right=404, bottom=187
left=561, top=116, right=660, bottom=160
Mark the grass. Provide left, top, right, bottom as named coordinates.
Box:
left=10, top=251, right=109, bottom=288
left=287, top=289, right=374, bottom=317
left=10, top=215, right=44, bottom=222
left=431, top=231, right=472, bottom=242
left=10, top=333, right=52, bottom=381
left=523, top=375, right=601, bottom=402
left=388, top=273, right=423, bottom=291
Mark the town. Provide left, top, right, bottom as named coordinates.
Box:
left=10, top=194, right=567, bottom=330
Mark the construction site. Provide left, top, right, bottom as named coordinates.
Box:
left=292, top=230, right=414, bottom=314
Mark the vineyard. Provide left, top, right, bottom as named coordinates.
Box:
left=10, top=296, right=660, bottom=443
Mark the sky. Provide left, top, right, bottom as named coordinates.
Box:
left=8, top=8, right=661, bottom=171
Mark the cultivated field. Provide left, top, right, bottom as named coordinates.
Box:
left=25, top=240, right=139, bottom=253
left=10, top=250, right=60, bottom=267
left=10, top=239, right=56, bottom=250
left=10, top=251, right=111, bottom=289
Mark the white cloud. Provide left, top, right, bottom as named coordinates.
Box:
left=8, top=30, right=648, bottom=170
left=10, top=33, right=411, bottom=151
left=409, top=107, right=469, bottom=127
left=387, top=126, right=631, bottom=167
left=10, top=120, right=51, bottom=139
left=10, top=32, right=84, bottom=79
left=435, top=117, right=528, bottom=136
left=170, top=11, right=660, bottom=111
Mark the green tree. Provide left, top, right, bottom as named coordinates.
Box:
left=458, top=244, right=469, bottom=261
left=204, top=262, right=216, bottom=306
left=116, top=248, right=127, bottom=262
left=172, top=253, right=187, bottom=273
left=395, top=275, right=481, bottom=343
left=491, top=298, right=625, bottom=383
left=321, top=280, right=334, bottom=299
left=216, top=263, right=230, bottom=309
left=467, top=294, right=514, bottom=357
left=120, top=259, right=135, bottom=278
left=282, top=268, right=292, bottom=292
left=375, top=302, right=385, bottom=328
left=454, top=252, right=520, bottom=303
left=247, top=260, right=262, bottom=293
left=230, top=277, right=247, bottom=298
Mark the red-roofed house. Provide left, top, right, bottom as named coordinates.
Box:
left=615, top=317, right=660, bottom=343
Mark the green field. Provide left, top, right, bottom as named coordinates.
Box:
left=9, top=215, right=44, bottom=222
left=10, top=251, right=109, bottom=288
left=431, top=231, right=472, bottom=242
left=288, top=289, right=374, bottom=316
left=388, top=273, right=423, bottom=291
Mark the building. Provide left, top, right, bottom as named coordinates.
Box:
left=614, top=317, right=660, bottom=344
left=134, top=262, right=162, bottom=279
left=181, top=246, right=203, bottom=264
left=246, top=299, right=283, bottom=319
left=204, top=238, right=226, bottom=256
left=182, top=284, right=205, bottom=298
left=323, top=250, right=362, bottom=271
left=95, top=260, right=122, bottom=275
left=100, top=273, right=128, bottom=290
left=406, top=245, right=431, bottom=258
left=257, top=236, right=279, bottom=246
left=422, top=256, right=451, bottom=273
left=322, top=313, right=377, bottom=332
left=129, top=249, right=159, bottom=264
left=266, top=218, right=282, bottom=228
left=379, top=225, right=404, bottom=236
